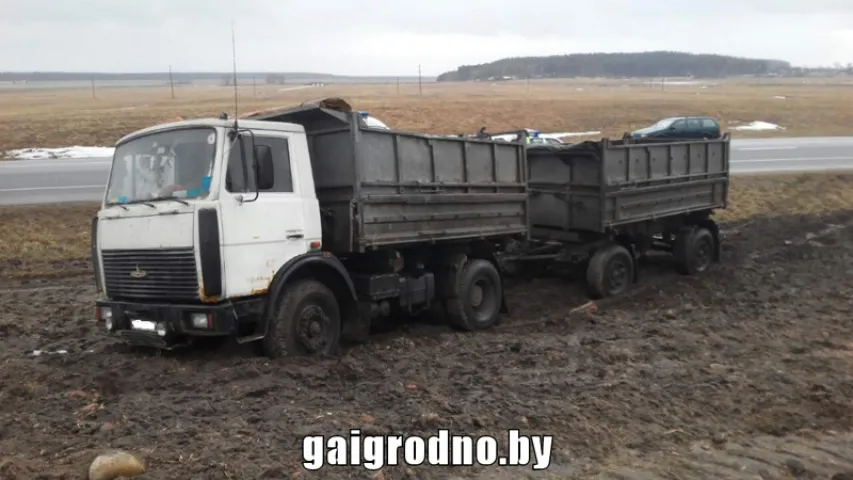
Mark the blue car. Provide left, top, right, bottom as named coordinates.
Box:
left=631, top=116, right=721, bottom=140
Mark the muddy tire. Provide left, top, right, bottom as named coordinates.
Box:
left=674, top=227, right=714, bottom=275
left=262, top=279, right=341, bottom=358
left=585, top=243, right=634, bottom=299
left=445, top=259, right=503, bottom=331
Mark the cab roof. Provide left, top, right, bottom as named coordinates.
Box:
left=115, top=118, right=305, bottom=147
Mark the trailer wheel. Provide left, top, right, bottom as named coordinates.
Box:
left=262, top=279, right=341, bottom=358
left=585, top=244, right=634, bottom=299
left=674, top=227, right=714, bottom=275
left=446, top=259, right=502, bottom=331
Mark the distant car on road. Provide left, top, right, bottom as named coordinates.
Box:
left=631, top=115, right=721, bottom=140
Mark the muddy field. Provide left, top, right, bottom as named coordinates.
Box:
left=2, top=208, right=853, bottom=479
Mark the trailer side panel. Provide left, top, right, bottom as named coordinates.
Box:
left=527, top=135, right=729, bottom=240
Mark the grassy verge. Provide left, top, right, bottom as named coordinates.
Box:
left=2, top=173, right=851, bottom=280
left=1, top=78, right=852, bottom=152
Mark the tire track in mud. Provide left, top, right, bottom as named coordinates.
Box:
left=598, top=431, right=853, bottom=479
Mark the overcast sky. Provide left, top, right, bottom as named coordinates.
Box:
left=1, top=0, right=851, bottom=76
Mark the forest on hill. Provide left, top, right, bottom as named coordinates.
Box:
left=436, top=51, right=793, bottom=81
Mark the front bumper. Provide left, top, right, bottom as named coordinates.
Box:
left=95, top=299, right=240, bottom=348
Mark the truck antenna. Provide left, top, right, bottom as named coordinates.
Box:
left=230, top=20, right=239, bottom=130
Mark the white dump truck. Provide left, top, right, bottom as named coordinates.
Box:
left=92, top=99, right=528, bottom=356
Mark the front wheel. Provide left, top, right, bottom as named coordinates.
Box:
left=262, top=279, right=341, bottom=358
left=446, top=259, right=503, bottom=331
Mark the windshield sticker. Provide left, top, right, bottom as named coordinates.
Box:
left=207, top=133, right=215, bottom=145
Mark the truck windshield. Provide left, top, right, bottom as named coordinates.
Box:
left=105, top=127, right=217, bottom=204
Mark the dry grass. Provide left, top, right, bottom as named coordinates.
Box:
left=1, top=77, right=852, bottom=152
left=2, top=172, right=851, bottom=280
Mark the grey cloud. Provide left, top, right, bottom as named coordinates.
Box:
left=0, top=0, right=850, bottom=74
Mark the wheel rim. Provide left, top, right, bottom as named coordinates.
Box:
left=470, top=276, right=498, bottom=323
left=470, top=283, right=485, bottom=308
left=695, top=238, right=712, bottom=272
left=296, top=305, right=332, bottom=353
left=606, top=257, right=630, bottom=294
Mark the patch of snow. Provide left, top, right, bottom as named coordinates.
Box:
left=277, top=84, right=317, bottom=93
left=7, top=146, right=116, bottom=160
left=31, top=349, right=68, bottom=356
left=731, top=121, right=785, bottom=131
left=773, top=96, right=787, bottom=99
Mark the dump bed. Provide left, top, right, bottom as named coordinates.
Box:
left=526, top=135, right=730, bottom=241
left=248, top=102, right=528, bottom=253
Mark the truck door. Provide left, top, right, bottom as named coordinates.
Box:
left=218, top=132, right=307, bottom=298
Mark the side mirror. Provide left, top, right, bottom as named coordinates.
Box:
left=254, top=145, right=274, bottom=190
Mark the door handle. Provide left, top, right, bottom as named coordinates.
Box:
left=287, top=233, right=304, bottom=240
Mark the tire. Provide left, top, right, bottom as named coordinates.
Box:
left=585, top=243, right=634, bottom=299
left=445, top=259, right=503, bottom=331
left=262, top=279, right=341, bottom=358
left=674, top=227, right=714, bottom=275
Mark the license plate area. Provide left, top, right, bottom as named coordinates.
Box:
left=130, top=319, right=157, bottom=332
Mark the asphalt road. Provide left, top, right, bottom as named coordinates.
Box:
left=1, top=136, right=852, bottom=206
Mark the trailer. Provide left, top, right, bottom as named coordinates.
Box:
left=499, top=134, right=730, bottom=298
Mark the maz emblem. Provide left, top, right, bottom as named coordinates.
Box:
left=129, top=266, right=148, bottom=279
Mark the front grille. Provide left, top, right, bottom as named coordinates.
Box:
left=101, top=248, right=200, bottom=302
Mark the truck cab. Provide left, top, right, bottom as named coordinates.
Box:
left=93, top=117, right=331, bottom=353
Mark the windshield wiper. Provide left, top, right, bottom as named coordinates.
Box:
left=149, top=196, right=190, bottom=206
left=111, top=197, right=190, bottom=207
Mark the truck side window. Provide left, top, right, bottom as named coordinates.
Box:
left=225, top=136, right=293, bottom=193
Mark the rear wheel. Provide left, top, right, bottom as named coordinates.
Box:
left=585, top=243, right=634, bottom=299
left=674, top=227, right=714, bottom=275
left=262, top=279, right=341, bottom=358
left=446, top=259, right=503, bottom=331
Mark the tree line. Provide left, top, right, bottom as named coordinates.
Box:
left=436, top=51, right=796, bottom=81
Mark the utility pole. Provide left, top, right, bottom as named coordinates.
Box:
left=526, top=76, right=530, bottom=95
left=418, top=64, right=422, bottom=95
left=90, top=76, right=96, bottom=99
left=168, top=65, right=175, bottom=99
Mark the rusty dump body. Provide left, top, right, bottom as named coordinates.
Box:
left=525, top=134, right=730, bottom=242
left=247, top=101, right=529, bottom=254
